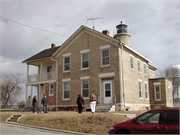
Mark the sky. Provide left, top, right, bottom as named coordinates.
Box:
left=0, top=0, right=179, bottom=101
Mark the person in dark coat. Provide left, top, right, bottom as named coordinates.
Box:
left=41, top=95, right=48, bottom=113
left=77, top=94, right=84, bottom=113
left=32, top=94, right=38, bottom=114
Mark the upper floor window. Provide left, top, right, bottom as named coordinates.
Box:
left=82, top=53, right=89, bottom=69
left=102, top=49, right=110, bottom=66
left=130, top=57, right=134, bottom=69
left=82, top=80, right=89, bottom=98
left=49, top=83, right=54, bottom=96
left=144, top=64, right=147, bottom=75
left=138, top=60, right=141, bottom=73
left=64, top=57, right=70, bottom=71
left=47, top=66, right=52, bottom=79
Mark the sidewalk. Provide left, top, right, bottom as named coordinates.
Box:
left=112, top=113, right=136, bottom=119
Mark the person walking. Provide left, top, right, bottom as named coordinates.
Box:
left=32, top=94, right=38, bottom=114
left=41, top=95, right=48, bottom=113
left=89, top=91, right=97, bottom=114
left=77, top=94, right=84, bottom=113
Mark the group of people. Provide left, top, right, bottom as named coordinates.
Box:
left=32, top=91, right=97, bottom=114
left=32, top=94, right=48, bottom=114
left=77, top=91, right=97, bottom=114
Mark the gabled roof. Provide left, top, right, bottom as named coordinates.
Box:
left=52, top=25, right=151, bottom=63
left=22, top=46, right=60, bottom=63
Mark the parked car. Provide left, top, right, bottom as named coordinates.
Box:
left=109, top=108, right=179, bottom=134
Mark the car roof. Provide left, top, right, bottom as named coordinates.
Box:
left=150, top=108, right=180, bottom=111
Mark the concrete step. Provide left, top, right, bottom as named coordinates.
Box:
left=7, top=115, right=22, bottom=122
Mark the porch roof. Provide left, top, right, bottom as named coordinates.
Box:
left=22, top=46, right=60, bottom=63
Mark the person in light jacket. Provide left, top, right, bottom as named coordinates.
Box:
left=77, top=94, right=84, bottom=113
left=41, top=95, right=48, bottom=113
left=89, top=91, right=97, bottom=114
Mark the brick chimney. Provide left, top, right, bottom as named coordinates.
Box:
left=102, top=30, right=110, bottom=36
left=51, top=43, right=56, bottom=48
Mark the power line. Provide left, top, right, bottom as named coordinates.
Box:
left=0, top=16, right=69, bottom=37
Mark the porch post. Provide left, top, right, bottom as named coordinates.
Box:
left=31, top=86, right=33, bottom=100
left=27, top=64, right=29, bottom=82
left=38, top=84, right=41, bottom=106
left=26, top=85, right=28, bottom=107
left=40, top=61, right=42, bottom=81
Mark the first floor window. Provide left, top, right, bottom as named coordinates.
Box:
left=82, top=80, right=89, bottom=97
left=139, top=82, right=142, bottom=98
left=64, top=82, right=70, bottom=98
left=49, top=84, right=54, bottom=95
left=102, top=49, right=110, bottom=65
left=154, top=85, right=161, bottom=100
left=145, top=84, right=148, bottom=99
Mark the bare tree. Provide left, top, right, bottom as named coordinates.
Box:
left=17, top=100, right=26, bottom=109
left=156, top=65, right=180, bottom=98
left=0, top=72, right=25, bottom=108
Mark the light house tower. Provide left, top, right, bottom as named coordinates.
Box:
left=114, top=21, right=131, bottom=47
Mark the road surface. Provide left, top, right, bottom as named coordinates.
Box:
left=0, top=122, right=78, bottom=135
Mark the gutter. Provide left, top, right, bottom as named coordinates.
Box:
left=51, top=56, right=58, bottom=111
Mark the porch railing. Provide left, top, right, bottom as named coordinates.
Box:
left=109, top=94, right=116, bottom=110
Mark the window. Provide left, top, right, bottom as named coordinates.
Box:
left=168, top=87, right=171, bottom=99
left=154, top=85, right=161, bottom=100
left=63, top=82, right=70, bottom=99
left=139, top=82, right=142, bottom=98
left=144, top=64, right=147, bottom=75
left=137, top=110, right=160, bottom=124
left=82, top=53, right=89, bottom=69
left=145, top=84, right=148, bottom=99
left=130, top=57, right=134, bottom=69
left=102, top=49, right=110, bottom=66
left=82, top=80, right=89, bottom=97
left=160, top=110, right=179, bottom=125
left=138, top=61, right=141, bottom=72
left=49, top=84, right=54, bottom=95
left=64, top=57, right=70, bottom=71
left=47, top=66, right=52, bottom=79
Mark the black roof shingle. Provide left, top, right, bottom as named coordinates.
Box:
left=22, top=46, right=60, bottom=63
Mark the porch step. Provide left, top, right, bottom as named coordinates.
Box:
left=95, top=105, right=110, bottom=112
left=7, top=115, right=22, bottom=122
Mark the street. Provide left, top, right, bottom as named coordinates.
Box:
left=0, top=122, right=78, bottom=135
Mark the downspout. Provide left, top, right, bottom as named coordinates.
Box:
left=51, top=56, right=58, bottom=111
left=119, top=40, right=125, bottom=110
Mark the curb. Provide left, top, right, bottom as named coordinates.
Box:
left=0, top=121, right=93, bottom=135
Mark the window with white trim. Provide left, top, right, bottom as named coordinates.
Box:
left=145, top=84, right=148, bottom=99
left=49, top=84, right=54, bottom=95
left=154, top=85, right=161, bottom=100
left=144, top=64, right=147, bottom=75
left=47, top=66, right=52, bottom=79
left=64, top=57, right=70, bottom=71
left=168, top=86, right=171, bottom=99
left=82, top=80, right=89, bottom=97
left=82, top=53, right=89, bottom=69
left=138, top=61, right=141, bottom=72
left=139, top=82, right=142, bottom=98
left=130, top=57, right=134, bottom=69
left=63, top=82, right=70, bottom=99
left=102, top=49, right=110, bottom=66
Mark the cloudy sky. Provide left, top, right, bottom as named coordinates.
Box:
left=0, top=0, right=179, bottom=100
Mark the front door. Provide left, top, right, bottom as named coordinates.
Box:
left=104, top=81, right=112, bottom=104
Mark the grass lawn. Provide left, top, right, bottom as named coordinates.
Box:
left=0, top=110, right=146, bottom=134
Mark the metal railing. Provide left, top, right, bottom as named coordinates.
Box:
left=109, top=94, right=116, bottom=110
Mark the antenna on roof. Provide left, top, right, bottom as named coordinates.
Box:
left=83, top=16, right=103, bottom=30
